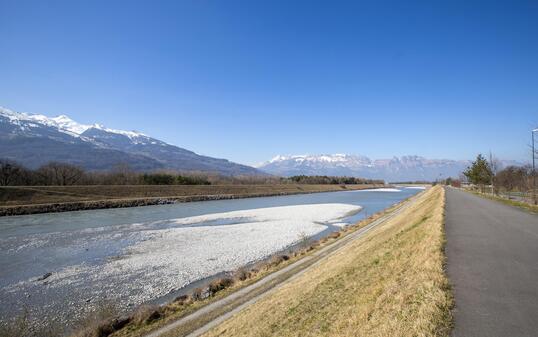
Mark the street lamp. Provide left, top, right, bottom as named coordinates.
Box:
left=531, top=128, right=538, bottom=205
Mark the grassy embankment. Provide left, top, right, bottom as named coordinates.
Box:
left=70, top=190, right=415, bottom=337
left=202, top=186, right=452, bottom=337
left=0, top=184, right=382, bottom=216
left=466, top=189, right=538, bottom=214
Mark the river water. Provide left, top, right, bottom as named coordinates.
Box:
left=0, top=186, right=422, bottom=330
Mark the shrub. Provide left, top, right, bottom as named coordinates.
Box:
left=328, top=231, right=341, bottom=239
left=307, top=241, right=321, bottom=251
left=234, top=268, right=252, bottom=281
left=132, top=304, right=161, bottom=326
left=268, top=255, right=285, bottom=267
left=173, top=294, right=191, bottom=305
left=192, top=287, right=204, bottom=301
left=140, top=173, right=176, bottom=185
left=71, top=302, right=119, bottom=337
left=208, top=277, right=235, bottom=296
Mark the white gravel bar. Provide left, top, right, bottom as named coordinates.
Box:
left=361, top=188, right=402, bottom=192
left=2, top=203, right=361, bottom=325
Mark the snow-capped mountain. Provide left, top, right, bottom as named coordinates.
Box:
left=257, top=154, right=519, bottom=182
left=0, top=106, right=263, bottom=175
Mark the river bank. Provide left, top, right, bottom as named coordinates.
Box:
left=0, top=184, right=383, bottom=216
left=0, top=187, right=420, bottom=334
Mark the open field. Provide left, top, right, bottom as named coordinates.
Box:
left=200, top=186, right=451, bottom=337
left=0, top=184, right=382, bottom=216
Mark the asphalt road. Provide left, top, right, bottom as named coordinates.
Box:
left=445, top=188, right=538, bottom=337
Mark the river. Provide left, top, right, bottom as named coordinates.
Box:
left=0, top=186, right=422, bottom=330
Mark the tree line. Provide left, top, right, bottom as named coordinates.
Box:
left=0, top=159, right=383, bottom=186
left=461, top=154, right=535, bottom=198
left=287, top=175, right=383, bottom=185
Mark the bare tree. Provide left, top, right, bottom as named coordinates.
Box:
left=106, top=163, right=138, bottom=185
left=489, top=152, right=502, bottom=194
left=0, top=159, right=24, bottom=186
left=37, top=162, right=85, bottom=185
left=496, top=166, right=524, bottom=198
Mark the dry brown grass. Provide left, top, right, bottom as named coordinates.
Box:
left=131, top=305, right=162, bottom=326
left=208, top=277, right=235, bottom=296
left=467, top=189, right=538, bottom=214
left=0, top=184, right=380, bottom=207
left=202, top=186, right=452, bottom=337
left=71, top=302, right=129, bottom=337
left=95, top=192, right=418, bottom=337
left=327, top=231, right=341, bottom=239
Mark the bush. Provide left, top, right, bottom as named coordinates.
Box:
left=176, top=175, right=211, bottom=185
left=192, top=287, right=204, bottom=301
left=71, top=301, right=120, bottom=337
left=307, top=241, right=321, bottom=251
left=234, top=268, right=253, bottom=281
left=208, top=277, right=235, bottom=296
left=132, top=304, right=161, bottom=326
left=267, top=255, right=289, bottom=268
left=140, top=173, right=176, bottom=185
left=328, top=231, right=341, bottom=239
left=173, top=294, right=191, bottom=305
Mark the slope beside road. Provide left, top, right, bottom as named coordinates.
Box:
left=141, top=189, right=426, bottom=337
left=445, top=188, right=538, bottom=337
left=196, top=186, right=451, bottom=337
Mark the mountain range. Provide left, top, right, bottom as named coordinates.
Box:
left=0, top=107, right=262, bottom=176
left=256, top=154, right=521, bottom=182
left=1, top=106, right=522, bottom=181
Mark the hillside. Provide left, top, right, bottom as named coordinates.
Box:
left=0, top=106, right=263, bottom=176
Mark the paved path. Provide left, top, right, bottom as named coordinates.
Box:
left=445, top=188, right=538, bottom=337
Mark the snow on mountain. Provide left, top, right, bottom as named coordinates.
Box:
left=257, top=154, right=519, bottom=182
left=0, top=106, right=264, bottom=175
left=0, top=106, right=150, bottom=141
left=265, top=154, right=373, bottom=167
left=0, top=106, right=89, bottom=137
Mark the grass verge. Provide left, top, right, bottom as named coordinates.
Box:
left=466, top=190, right=538, bottom=214
left=202, top=186, right=452, bottom=337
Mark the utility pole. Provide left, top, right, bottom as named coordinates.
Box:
left=489, top=151, right=494, bottom=195
left=531, top=128, right=538, bottom=205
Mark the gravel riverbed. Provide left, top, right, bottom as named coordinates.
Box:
left=0, top=203, right=360, bottom=330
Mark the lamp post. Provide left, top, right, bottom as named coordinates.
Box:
left=531, top=128, right=538, bottom=205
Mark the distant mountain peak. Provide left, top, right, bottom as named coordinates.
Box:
left=0, top=105, right=264, bottom=175
left=1, top=106, right=90, bottom=137
left=260, top=154, right=373, bottom=167
left=49, top=114, right=91, bottom=135
left=258, top=153, right=519, bottom=181
left=0, top=106, right=149, bottom=139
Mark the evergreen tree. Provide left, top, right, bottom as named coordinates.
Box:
left=463, top=154, right=493, bottom=190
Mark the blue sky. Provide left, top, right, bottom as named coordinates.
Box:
left=1, top=0, right=537, bottom=165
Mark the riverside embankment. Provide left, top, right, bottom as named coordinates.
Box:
left=0, top=187, right=420, bottom=333
left=0, top=184, right=383, bottom=216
